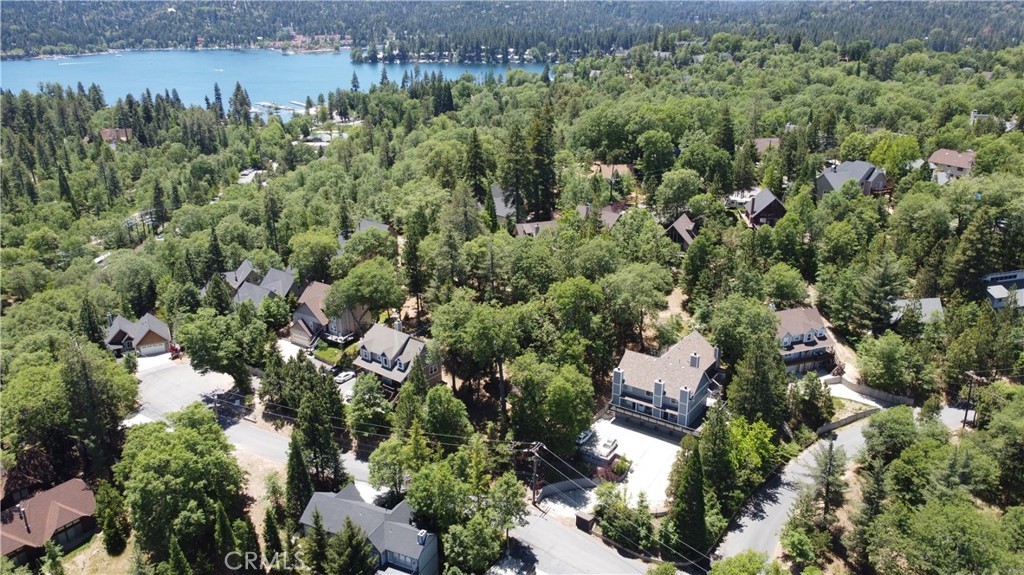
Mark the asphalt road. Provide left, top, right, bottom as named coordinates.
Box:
left=716, top=405, right=971, bottom=560
left=512, top=508, right=658, bottom=575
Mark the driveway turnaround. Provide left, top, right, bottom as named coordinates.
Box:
left=136, top=355, right=232, bottom=421
left=513, top=507, right=652, bottom=575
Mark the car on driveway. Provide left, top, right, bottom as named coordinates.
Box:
left=333, top=371, right=356, bottom=384
left=576, top=429, right=595, bottom=446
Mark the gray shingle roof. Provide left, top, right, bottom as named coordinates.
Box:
left=359, top=219, right=394, bottom=234
left=354, top=323, right=427, bottom=384
left=615, top=331, right=717, bottom=397
left=104, top=313, right=171, bottom=348
left=818, top=160, right=885, bottom=192
left=299, top=484, right=433, bottom=563
left=296, top=281, right=331, bottom=326
left=234, top=281, right=275, bottom=307
left=515, top=220, right=557, bottom=237
left=775, top=307, right=834, bottom=352
left=746, top=188, right=784, bottom=220
left=489, top=183, right=516, bottom=218
left=224, top=259, right=256, bottom=291
left=891, top=298, right=944, bottom=324
left=259, top=267, right=295, bottom=298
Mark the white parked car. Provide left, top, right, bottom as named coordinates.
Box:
left=333, top=371, right=356, bottom=384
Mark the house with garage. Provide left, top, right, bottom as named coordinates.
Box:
left=775, top=307, right=835, bottom=374
left=610, top=331, right=719, bottom=435
left=353, top=323, right=442, bottom=388
left=290, top=281, right=364, bottom=348
left=1, top=479, right=97, bottom=566
left=815, top=160, right=888, bottom=200
left=741, top=188, right=786, bottom=228
left=300, top=484, right=439, bottom=575
left=927, top=149, right=975, bottom=184
left=104, top=313, right=172, bottom=356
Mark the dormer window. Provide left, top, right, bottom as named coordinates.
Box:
left=782, top=335, right=791, bottom=347
left=360, top=348, right=370, bottom=360
left=396, top=359, right=404, bottom=371
left=806, top=330, right=815, bottom=341
left=381, top=354, right=390, bottom=369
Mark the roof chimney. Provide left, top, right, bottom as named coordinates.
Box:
left=417, top=529, right=427, bottom=545
left=533, top=223, right=540, bottom=235
left=107, top=311, right=114, bottom=327
left=17, top=504, right=29, bottom=533
left=689, top=352, right=700, bottom=368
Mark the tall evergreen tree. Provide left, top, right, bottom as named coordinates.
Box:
left=729, top=332, right=789, bottom=431
left=499, top=122, right=530, bottom=222
left=78, top=298, right=104, bottom=345
left=715, top=105, right=736, bottom=155
left=57, top=163, right=78, bottom=213
left=305, top=510, right=329, bottom=575
left=263, top=506, right=283, bottom=558
left=665, top=439, right=708, bottom=560
left=207, top=227, right=226, bottom=276
left=811, top=440, right=847, bottom=522
left=202, top=273, right=233, bottom=315
left=214, top=502, right=237, bottom=564
left=297, top=380, right=346, bottom=490
left=326, top=517, right=378, bottom=575
left=484, top=192, right=499, bottom=233
left=151, top=181, right=166, bottom=226
left=285, top=435, right=314, bottom=521
left=212, top=83, right=225, bottom=121
left=166, top=535, right=193, bottom=575
left=858, top=243, right=909, bottom=335
left=464, top=128, right=488, bottom=202
left=700, top=402, right=740, bottom=514
left=525, top=101, right=556, bottom=219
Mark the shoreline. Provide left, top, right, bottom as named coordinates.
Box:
left=2, top=45, right=352, bottom=62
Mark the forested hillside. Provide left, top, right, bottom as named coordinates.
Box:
left=3, top=1, right=1024, bottom=59
left=2, top=24, right=1023, bottom=575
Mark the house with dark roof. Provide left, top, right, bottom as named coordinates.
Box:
left=300, top=484, right=439, bottom=575
left=354, top=323, right=441, bottom=388
left=890, top=298, right=944, bottom=326
left=359, top=219, right=397, bottom=236
left=515, top=220, right=558, bottom=238
left=259, top=267, right=298, bottom=299
left=928, top=149, right=975, bottom=182
left=815, top=161, right=888, bottom=200
left=1, top=479, right=97, bottom=566
left=201, top=259, right=259, bottom=298
left=290, top=282, right=364, bottom=348
left=484, top=183, right=517, bottom=220
left=775, top=307, right=835, bottom=374
left=611, top=332, right=719, bottom=435
left=666, top=212, right=700, bottom=250
left=233, top=282, right=277, bottom=308
left=741, top=188, right=786, bottom=228
left=104, top=313, right=172, bottom=356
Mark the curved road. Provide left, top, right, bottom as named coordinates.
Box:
left=716, top=406, right=969, bottom=560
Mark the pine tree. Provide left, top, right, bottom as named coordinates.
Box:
left=401, top=419, right=434, bottom=474
left=811, top=440, right=847, bottom=522
left=202, top=273, right=233, bottom=315
left=665, top=439, right=707, bottom=561
left=729, top=332, right=789, bottom=431
left=57, top=163, right=78, bottom=213
left=167, top=536, right=193, bottom=575
left=232, top=517, right=263, bottom=575
left=326, top=517, right=378, bottom=575
left=336, top=199, right=353, bottom=239
left=78, top=299, right=104, bottom=344
left=392, top=378, right=425, bottom=436
left=406, top=354, right=430, bottom=398
left=285, top=434, right=314, bottom=521
left=858, top=242, right=909, bottom=335
left=464, top=128, right=488, bottom=202
left=212, top=82, right=225, bottom=121
left=214, top=502, right=236, bottom=564
left=170, top=182, right=182, bottom=210
left=500, top=122, right=530, bottom=222
left=263, top=507, right=283, bottom=557
left=351, top=72, right=360, bottom=92
left=525, top=101, right=556, bottom=219
left=207, top=227, right=226, bottom=276
left=305, top=510, right=329, bottom=575
left=700, top=402, right=740, bottom=514
left=297, top=380, right=346, bottom=490
left=484, top=192, right=499, bottom=233
left=715, top=105, right=736, bottom=155
left=42, top=539, right=66, bottom=575
left=151, top=182, right=166, bottom=226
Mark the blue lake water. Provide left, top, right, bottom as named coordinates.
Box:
left=0, top=49, right=544, bottom=110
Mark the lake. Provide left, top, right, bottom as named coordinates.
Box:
left=0, top=49, right=545, bottom=114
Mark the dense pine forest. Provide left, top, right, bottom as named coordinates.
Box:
left=2, top=9, right=1024, bottom=575
left=4, top=1, right=1024, bottom=59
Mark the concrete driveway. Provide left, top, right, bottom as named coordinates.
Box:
left=136, top=355, right=233, bottom=421
left=593, top=418, right=681, bottom=509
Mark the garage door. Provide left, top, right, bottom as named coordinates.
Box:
left=137, top=343, right=168, bottom=356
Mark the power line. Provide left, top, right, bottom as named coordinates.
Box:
left=537, top=447, right=712, bottom=566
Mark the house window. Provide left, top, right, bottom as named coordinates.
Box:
left=360, top=349, right=370, bottom=360
left=645, top=390, right=653, bottom=397
left=396, top=359, right=404, bottom=371
left=381, top=356, right=390, bottom=368
left=428, top=365, right=438, bottom=375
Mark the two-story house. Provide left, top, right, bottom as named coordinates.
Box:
left=290, top=282, right=364, bottom=348
left=928, top=148, right=975, bottom=184
left=610, top=332, right=719, bottom=435
left=815, top=161, right=888, bottom=200
left=353, top=323, right=442, bottom=388
left=103, top=313, right=172, bottom=356
left=775, top=307, right=835, bottom=374
left=742, top=188, right=786, bottom=228
left=984, top=269, right=1024, bottom=309
left=300, top=484, right=439, bottom=575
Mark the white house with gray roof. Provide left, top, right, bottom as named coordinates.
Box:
left=611, top=331, right=719, bottom=434
left=300, top=484, right=439, bottom=575
left=775, top=307, right=835, bottom=373
left=984, top=270, right=1024, bottom=309
left=104, top=313, right=171, bottom=356
left=354, top=323, right=441, bottom=388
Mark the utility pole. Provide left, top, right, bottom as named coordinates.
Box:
left=963, top=371, right=987, bottom=430
left=529, top=442, right=542, bottom=505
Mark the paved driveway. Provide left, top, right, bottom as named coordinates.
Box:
left=513, top=508, right=657, bottom=575
left=136, top=356, right=233, bottom=421
left=593, top=418, right=681, bottom=508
